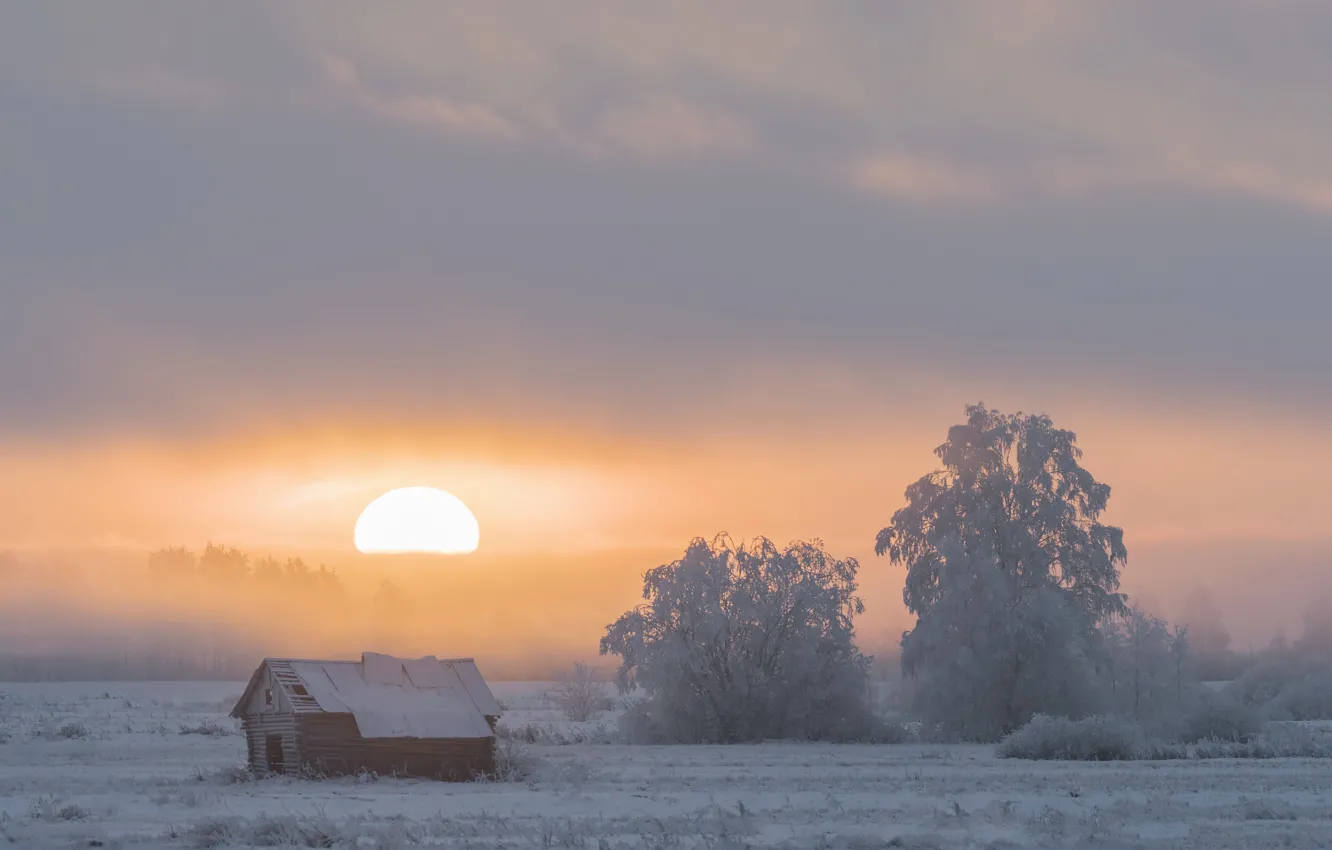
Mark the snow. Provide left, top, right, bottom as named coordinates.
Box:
left=2, top=681, right=1332, bottom=848
left=446, top=659, right=502, bottom=717
left=287, top=655, right=494, bottom=739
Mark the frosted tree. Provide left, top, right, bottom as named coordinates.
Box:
left=876, top=404, right=1128, bottom=739
left=1180, top=586, right=1238, bottom=680
left=600, top=535, right=876, bottom=743
left=1102, top=606, right=1190, bottom=722
left=1181, top=586, right=1231, bottom=657
left=1297, top=595, right=1332, bottom=655
left=548, top=662, right=611, bottom=722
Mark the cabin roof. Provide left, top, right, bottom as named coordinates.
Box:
left=230, top=653, right=501, bottom=739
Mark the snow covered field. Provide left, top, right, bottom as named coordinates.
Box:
left=2, top=681, right=1331, bottom=849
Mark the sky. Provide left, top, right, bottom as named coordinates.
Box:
left=3, top=2, right=1332, bottom=659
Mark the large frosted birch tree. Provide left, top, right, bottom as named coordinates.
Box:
left=876, top=404, right=1128, bottom=740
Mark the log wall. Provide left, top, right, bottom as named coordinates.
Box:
left=240, top=713, right=300, bottom=776
left=293, top=715, right=495, bottom=780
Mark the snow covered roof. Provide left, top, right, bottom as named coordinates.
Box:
left=231, top=653, right=500, bottom=739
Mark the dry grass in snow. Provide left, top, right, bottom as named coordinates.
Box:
left=1, top=681, right=1331, bottom=848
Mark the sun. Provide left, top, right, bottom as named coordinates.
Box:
left=353, top=487, right=480, bottom=554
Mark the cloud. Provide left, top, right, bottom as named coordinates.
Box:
left=850, top=151, right=1332, bottom=214
left=92, top=67, right=238, bottom=112
left=315, top=54, right=755, bottom=160
left=850, top=153, right=997, bottom=205
left=13, top=3, right=1332, bottom=213
left=2, top=0, right=1332, bottom=445
left=318, top=53, right=518, bottom=142
left=588, top=96, right=754, bottom=160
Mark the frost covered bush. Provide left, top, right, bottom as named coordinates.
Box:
left=548, top=662, right=612, bottom=722
left=178, top=720, right=239, bottom=737
left=601, top=534, right=878, bottom=743
left=187, top=814, right=337, bottom=848
left=486, top=738, right=538, bottom=782
left=1179, top=693, right=1263, bottom=743
left=1145, top=725, right=1332, bottom=760
left=996, top=714, right=1143, bottom=761
left=27, top=795, right=90, bottom=822
left=50, top=722, right=90, bottom=739
left=1222, top=645, right=1332, bottom=720
left=1268, top=672, right=1332, bottom=720
left=1246, top=723, right=1332, bottom=759
left=857, top=717, right=915, bottom=744
left=878, top=405, right=1129, bottom=741
left=1227, top=649, right=1329, bottom=708
left=497, top=721, right=618, bottom=745
left=992, top=712, right=1331, bottom=762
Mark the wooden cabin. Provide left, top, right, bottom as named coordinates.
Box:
left=230, top=652, right=501, bottom=780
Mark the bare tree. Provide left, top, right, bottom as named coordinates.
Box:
left=548, top=662, right=610, bottom=722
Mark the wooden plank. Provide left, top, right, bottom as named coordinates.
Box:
left=291, top=714, right=495, bottom=780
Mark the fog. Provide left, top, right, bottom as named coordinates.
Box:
left=0, top=546, right=671, bottom=680
left=3, top=532, right=1329, bottom=682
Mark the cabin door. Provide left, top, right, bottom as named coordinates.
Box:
left=265, top=735, right=285, bottom=774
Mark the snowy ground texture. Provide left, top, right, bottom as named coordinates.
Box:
left=2, top=682, right=1332, bottom=849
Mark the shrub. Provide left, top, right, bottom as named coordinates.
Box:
left=1251, top=723, right=1332, bottom=758
left=1268, top=673, right=1332, bottom=721
left=996, top=714, right=1143, bottom=761
left=548, top=663, right=612, bottom=722
left=1172, top=726, right=1332, bottom=760
left=485, top=738, right=538, bottom=783
left=53, top=722, right=89, bottom=740
left=861, top=718, right=915, bottom=745
left=27, top=795, right=90, bottom=822
left=196, top=764, right=254, bottom=785
left=1000, top=714, right=1332, bottom=761
left=1180, top=694, right=1263, bottom=743
left=496, top=721, right=618, bottom=746
left=1227, top=651, right=1328, bottom=707
left=178, top=720, right=239, bottom=737
left=187, top=815, right=336, bottom=848
left=186, top=818, right=235, bottom=848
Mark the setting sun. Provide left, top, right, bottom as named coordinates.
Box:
left=353, top=486, right=480, bottom=554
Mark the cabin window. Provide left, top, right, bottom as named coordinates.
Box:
left=264, top=688, right=273, bottom=708
left=291, top=684, right=309, bottom=696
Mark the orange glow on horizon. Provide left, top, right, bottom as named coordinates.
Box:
left=2, top=402, right=1328, bottom=555
left=3, top=396, right=1331, bottom=668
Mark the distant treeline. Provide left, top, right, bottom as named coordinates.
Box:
left=0, top=543, right=382, bottom=682
left=148, top=543, right=345, bottom=595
